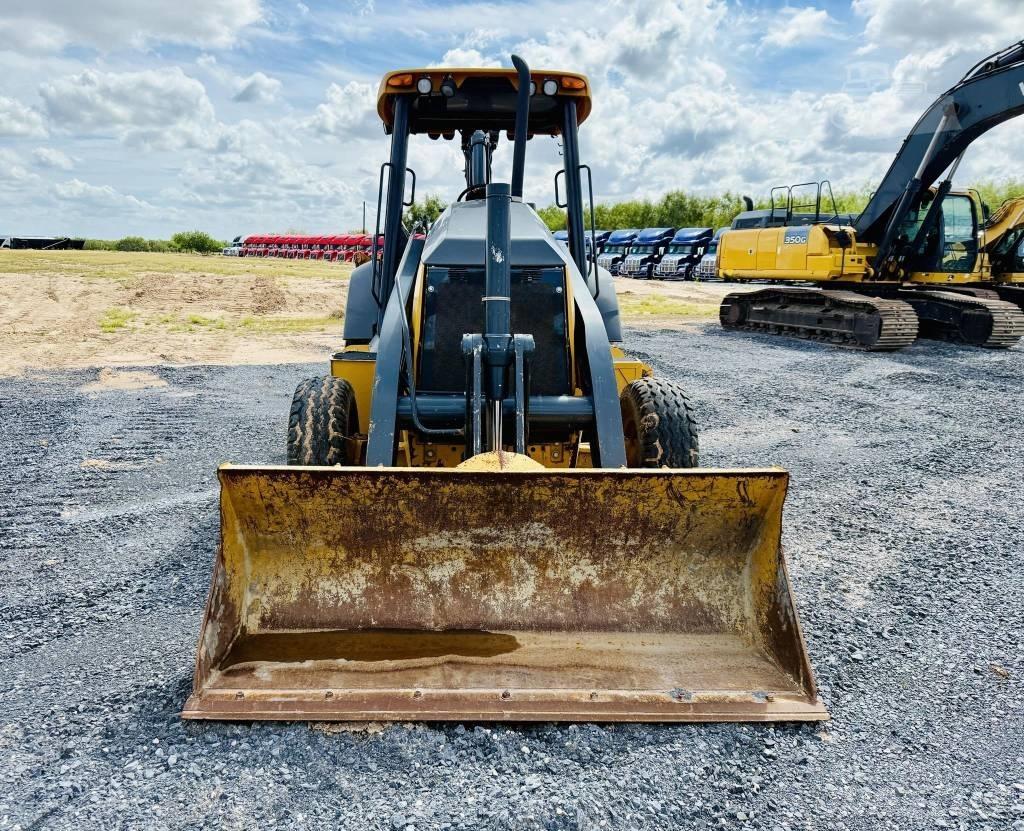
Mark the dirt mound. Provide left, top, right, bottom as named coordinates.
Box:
left=250, top=276, right=288, bottom=315
left=124, top=273, right=290, bottom=318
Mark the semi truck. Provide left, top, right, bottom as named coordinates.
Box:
left=595, top=228, right=638, bottom=275
left=587, top=229, right=610, bottom=260
left=618, top=227, right=676, bottom=278
left=653, top=227, right=713, bottom=280
left=694, top=227, right=728, bottom=280
left=557, top=229, right=607, bottom=261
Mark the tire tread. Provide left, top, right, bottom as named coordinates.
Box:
left=620, top=377, right=699, bottom=468
left=287, top=376, right=356, bottom=466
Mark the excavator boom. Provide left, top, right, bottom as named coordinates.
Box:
left=856, top=40, right=1024, bottom=248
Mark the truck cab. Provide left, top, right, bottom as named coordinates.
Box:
left=619, top=227, right=676, bottom=279
left=654, top=227, right=713, bottom=280
left=596, top=229, right=638, bottom=275
left=552, top=229, right=608, bottom=261
left=586, top=229, right=610, bottom=261
left=695, top=227, right=728, bottom=280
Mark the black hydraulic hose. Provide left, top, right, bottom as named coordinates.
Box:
left=395, top=225, right=463, bottom=438
left=456, top=184, right=486, bottom=202
left=962, top=39, right=1024, bottom=81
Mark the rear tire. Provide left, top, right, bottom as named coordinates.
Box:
left=620, top=377, right=699, bottom=468
left=287, top=376, right=358, bottom=466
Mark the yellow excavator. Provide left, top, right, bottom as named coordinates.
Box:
left=719, top=41, right=1024, bottom=350
left=183, top=57, right=826, bottom=723
left=982, top=197, right=1024, bottom=306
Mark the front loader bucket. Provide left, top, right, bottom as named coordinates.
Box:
left=183, top=462, right=826, bottom=722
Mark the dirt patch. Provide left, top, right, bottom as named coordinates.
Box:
left=79, top=368, right=168, bottom=392
left=0, top=251, right=756, bottom=374
left=0, top=251, right=351, bottom=375
left=613, top=278, right=748, bottom=328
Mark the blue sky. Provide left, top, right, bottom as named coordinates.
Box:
left=1, top=0, right=1021, bottom=238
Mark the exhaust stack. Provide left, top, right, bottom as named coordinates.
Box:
left=510, top=54, right=530, bottom=199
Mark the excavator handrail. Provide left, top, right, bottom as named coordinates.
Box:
left=854, top=41, right=1024, bottom=243
left=961, top=39, right=1024, bottom=82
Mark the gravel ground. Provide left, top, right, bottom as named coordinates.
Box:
left=1, top=326, right=1022, bottom=830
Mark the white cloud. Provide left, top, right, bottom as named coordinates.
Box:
left=2, top=0, right=1021, bottom=239
left=437, top=48, right=502, bottom=68
left=39, top=68, right=217, bottom=150
left=32, top=147, right=74, bottom=170
left=508, top=0, right=726, bottom=83
left=53, top=178, right=160, bottom=214
left=761, top=7, right=836, bottom=49
left=0, top=96, right=48, bottom=138
left=0, top=0, right=263, bottom=54
left=305, top=81, right=381, bottom=139
left=0, top=20, right=67, bottom=54
left=233, top=71, right=283, bottom=103
left=853, top=0, right=1024, bottom=51
left=166, top=139, right=367, bottom=232
left=196, top=57, right=283, bottom=106
left=0, top=150, right=40, bottom=185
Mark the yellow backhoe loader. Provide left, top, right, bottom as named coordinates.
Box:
left=718, top=41, right=1024, bottom=350
left=183, top=57, right=826, bottom=723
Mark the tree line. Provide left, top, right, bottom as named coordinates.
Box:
left=405, top=179, right=1024, bottom=232
left=81, top=180, right=1024, bottom=253
left=85, top=231, right=226, bottom=254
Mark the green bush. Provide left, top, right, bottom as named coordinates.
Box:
left=536, top=183, right=1020, bottom=232
left=170, top=230, right=225, bottom=254
left=971, top=179, right=1024, bottom=215
left=86, top=237, right=178, bottom=252
left=539, top=191, right=756, bottom=233
left=115, top=236, right=150, bottom=252
left=404, top=193, right=448, bottom=229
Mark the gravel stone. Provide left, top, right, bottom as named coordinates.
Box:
left=0, top=326, right=1022, bottom=829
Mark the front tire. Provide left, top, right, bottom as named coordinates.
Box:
left=287, top=376, right=358, bottom=466
left=620, top=377, right=699, bottom=468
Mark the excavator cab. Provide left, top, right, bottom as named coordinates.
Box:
left=184, top=58, right=825, bottom=723
left=900, top=190, right=983, bottom=277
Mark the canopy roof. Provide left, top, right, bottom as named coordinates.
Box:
left=377, top=68, right=591, bottom=136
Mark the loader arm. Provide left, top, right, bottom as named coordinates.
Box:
left=855, top=41, right=1024, bottom=256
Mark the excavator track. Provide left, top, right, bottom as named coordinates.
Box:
left=993, top=284, right=1024, bottom=310
left=934, top=286, right=1001, bottom=300
left=719, top=288, right=919, bottom=351
left=899, top=290, right=1024, bottom=349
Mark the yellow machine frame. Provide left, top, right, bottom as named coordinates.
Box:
left=717, top=189, right=1013, bottom=287
left=331, top=260, right=651, bottom=469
